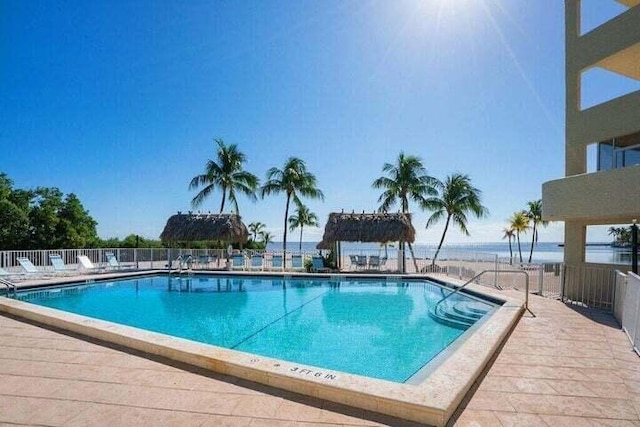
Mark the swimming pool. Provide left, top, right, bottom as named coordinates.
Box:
left=15, top=274, right=495, bottom=383
left=0, top=272, right=523, bottom=425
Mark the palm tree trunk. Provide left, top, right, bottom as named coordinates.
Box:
left=299, top=226, right=303, bottom=251
left=283, top=194, right=291, bottom=253
left=508, top=237, right=513, bottom=265
left=528, top=223, right=537, bottom=263
left=432, top=215, right=451, bottom=268
left=401, top=200, right=419, bottom=272
left=517, top=232, right=523, bottom=263
left=407, top=242, right=419, bottom=273
left=219, top=189, right=226, bottom=213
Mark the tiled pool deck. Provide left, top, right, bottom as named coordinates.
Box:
left=0, top=280, right=638, bottom=426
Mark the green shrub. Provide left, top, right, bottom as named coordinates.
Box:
left=304, top=257, right=313, bottom=272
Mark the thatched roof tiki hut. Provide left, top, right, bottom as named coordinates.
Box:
left=160, top=213, right=249, bottom=246
left=317, top=212, right=415, bottom=272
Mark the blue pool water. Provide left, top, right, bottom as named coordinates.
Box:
left=16, top=275, right=495, bottom=383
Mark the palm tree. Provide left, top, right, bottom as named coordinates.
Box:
left=372, top=152, right=438, bottom=272
left=248, top=221, right=266, bottom=241
left=608, top=226, right=631, bottom=246
left=526, top=199, right=548, bottom=263
left=608, top=226, right=620, bottom=242
left=189, top=139, right=259, bottom=214
left=379, top=241, right=394, bottom=259
left=260, top=157, right=324, bottom=256
left=260, top=231, right=274, bottom=247
left=510, top=211, right=530, bottom=263
left=424, top=174, right=488, bottom=268
left=502, top=227, right=515, bottom=265
left=288, top=205, right=319, bottom=251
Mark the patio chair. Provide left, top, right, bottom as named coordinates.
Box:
left=109, top=252, right=139, bottom=271
left=77, top=255, right=101, bottom=273
left=0, top=267, right=24, bottom=280
left=368, top=255, right=381, bottom=270
left=311, top=256, right=331, bottom=273
left=348, top=255, right=358, bottom=271
left=105, top=252, right=123, bottom=270
left=290, top=255, right=303, bottom=271
left=231, top=254, right=245, bottom=270
left=250, top=254, right=263, bottom=271
left=379, top=257, right=388, bottom=270
left=49, top=254, right=75, bottom=276
left=17, top=257, right=50, bottom=277
left=355, top=255, right=367, bottom=270
left=270, top=254, right=283, bottom=271
left=198, top=255, right=210, bottom=269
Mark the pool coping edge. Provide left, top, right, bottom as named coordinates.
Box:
left=0, top=281, right=523, bottom=426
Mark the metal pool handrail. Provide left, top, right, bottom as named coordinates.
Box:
left=434, top=269, right=530, bottom=312
left=0, top=278, right=17, bottom=298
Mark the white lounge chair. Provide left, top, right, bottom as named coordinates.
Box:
left=77, top=255, right=101, bottom=273
left=49, top=254, right=75, bottom=276
left=17, top=257, right=50, bottom=277
left=105, top=252, right=122, bottom=270
left=0, top=267, right=23, bottom=280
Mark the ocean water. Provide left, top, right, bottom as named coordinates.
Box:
left=267, top=241, right=633, bottom=265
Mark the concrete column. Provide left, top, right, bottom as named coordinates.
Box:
left=565, top=0, right=587, bottom=177
left=564, top=221, right=586, bottom=265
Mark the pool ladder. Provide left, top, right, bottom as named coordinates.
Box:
left=429, top=269, right=531, bottom=328
left=434, top=269, right=530, bottom=312
left=169, top=255, right=193, bottom=276
left=0, top=278, right=17, bottom=298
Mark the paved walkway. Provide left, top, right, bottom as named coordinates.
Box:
left=452, top=294, right=640, bottom=426
left=0, top=293, right=638, bottom=426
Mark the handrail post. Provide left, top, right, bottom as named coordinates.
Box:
left=0, top=278, right=17, bottom=297
left=435, top=269, right=530, bottom=313
left=538, top=264, right=544, bottom=295
left=525, top=272, right=529, bottom=311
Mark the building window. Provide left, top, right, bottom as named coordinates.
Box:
left=597, top=140, right=640, bottom=171
left=597, top=141, right=614, bottom=171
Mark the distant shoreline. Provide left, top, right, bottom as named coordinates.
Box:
left=557, top=243, right=611, bottom=247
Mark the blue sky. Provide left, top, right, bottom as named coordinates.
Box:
left=1, top=0, right=638, bottom=244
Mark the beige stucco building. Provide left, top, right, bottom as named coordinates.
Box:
left=542, top=0, right=640, bottom=266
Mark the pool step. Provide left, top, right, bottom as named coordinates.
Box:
left=429, top=301, right=490, bottom=330
left=452, top=301, right=490, bottom=318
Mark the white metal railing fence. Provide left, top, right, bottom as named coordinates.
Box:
left=0, top=248, right=342, bottom=274
left=614, top=270, right=626, bottom=325
left=0, top=248, right=183, bottom=273
left=562, top=264, right=618, bottom=310
left=615, top=271, right=640, bottom=354
left=0, top=247, right=565, bottom=290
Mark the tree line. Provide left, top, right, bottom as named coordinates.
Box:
left=0, top=173, right=167, bottom=250
left=0, top=173, right=99, bottom=250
